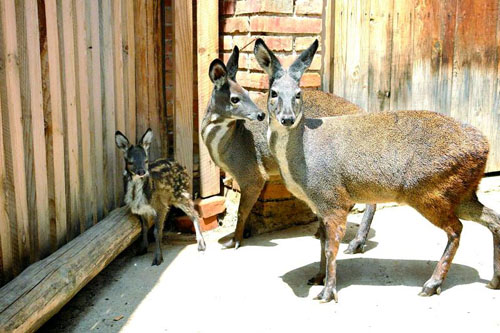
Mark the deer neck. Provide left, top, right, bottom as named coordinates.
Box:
left=124, top=173, right=156, bottom=216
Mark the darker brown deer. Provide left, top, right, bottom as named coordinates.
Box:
left=116, top=129, right=206, bottom=266
left=254, top=38, right=500, bottom=302
left=202, top=46, right=376, bottom=252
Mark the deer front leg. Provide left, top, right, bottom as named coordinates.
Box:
left=152, top=207, right=168, bottom=266
left=175, top=195, right=206, bottom=252
left=308, top=219, right=326, bottom=285
left=223, top=179, right=265, bottom=249
left=314, top=209, right=348, bottom=303
left=137, top=215, right=149, bottom=255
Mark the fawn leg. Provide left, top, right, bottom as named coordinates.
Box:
left=314, top=209, right=348, bottom=303
left=137, top=215, right=149, bottom=255
left=152, top=207, right=169, bottom=266
left=456, top=196, right=500, bottom=289
left=345, top=204, right=376, bottom=254
left=175, top=195, right=206, bottom=251
left=223, top=179, right=265, bottom=249
left=308, top=219, right=325, bottom=285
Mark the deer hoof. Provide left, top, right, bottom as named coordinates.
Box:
left=486, top=276, right=500, bottom=289
left=198, top=239, right=207, bottom=252
left=307, top=274, right=325, bottom=286
left=314, top=287, right=338, bottom=303
left=344, top=240, right=365, bottom=254
left=419, top=280, right=442, bottom=296
left=151, top=254, right=163, bottom=266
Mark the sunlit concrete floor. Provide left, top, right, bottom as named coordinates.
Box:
left=40, top=177, right=500, bottom=333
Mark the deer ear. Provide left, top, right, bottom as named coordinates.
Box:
left=289, top=39, right=318, bottom=82
left=139, top=128, right=153, bottom=151
left=209, top=59, right=228, bottom=89
left=226, top=46, right=239, bottom=81
left=253, top=38, right=283, bottom=79
left=115, top=131, right=130, bottom=153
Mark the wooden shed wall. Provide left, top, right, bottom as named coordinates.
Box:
left=329, top=0, right=500, bottom=172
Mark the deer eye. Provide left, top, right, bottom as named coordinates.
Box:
left=270, top=90, right=278, bottom=98
left=295, top=92, right=301, bottom=99
left=230, top=96, right=240, bottom=104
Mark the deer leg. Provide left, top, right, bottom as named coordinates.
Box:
left=456, top=196, right=500, bottom=289
left=314, top=209, right=348, bottom=303
left=223, top=179, right=265, bottom=249
left=308, top=219, right=325, bottom=285
left=345, top=204, right=376, bottom=254
left=175, top=195, right=206, bottom=252
left=137, top=215, right=149, bottom=255
left=152, top=207, right=168, bottom=266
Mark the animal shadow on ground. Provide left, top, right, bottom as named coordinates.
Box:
left=218, top=220, right=378, bottom=250
left=281, top=258, right=489, bottom=298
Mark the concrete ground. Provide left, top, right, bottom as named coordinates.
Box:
left=40, top=177, right=500, bottom=333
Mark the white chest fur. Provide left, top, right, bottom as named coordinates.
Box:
left=124, top=176, right=156, bottom=217
left=202, top=118, right=233, bottom=177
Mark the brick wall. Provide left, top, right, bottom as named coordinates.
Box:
left=220, top=0, right=324, bottom=98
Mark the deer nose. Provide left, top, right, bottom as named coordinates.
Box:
left=257, top=112, right=265, bottom=121
left=280, top=117, right=294, bottom=126
left=137, top=169, right=146, bottom=176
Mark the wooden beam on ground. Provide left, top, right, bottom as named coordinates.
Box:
left=0, top=207, right=142, bottom=333
left=197, top=0, right=220, bottom=198
left=174, top=0, right=193, bottom=192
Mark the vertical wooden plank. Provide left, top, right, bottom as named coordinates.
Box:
left=112, top=0, right=125, bottom=203
left=0, top=0, right=31, bottom=268
left=332, top=0, right=347, bottom=97
left=174, top=0, right=194, bottom=190
left=124, top=1, right=136, bottom=142
left=44, top=0, right=67, bottom=247
left=101, top=0, right=117, bottom=212
left=368, top=0, right=393, bottom=112
left=61, top=0, right=82, bottom=238
left=134, top=0, right=149, bottom=140
left=389, top=0, right=413, bottom=110
left=322, top=0, right=333, bottom=92
left=24, top=0, right=50, bottom=258
left=451, top=0, right=499, bottom=172
left=88, top=0, right=104, bottom=220
left=0, top=93, right=13, bottom=282
left=74, top=0, right=94, bottom=230
left=344, top=0, right=370, bottom=109
left=197, top=0, right=220, bottom=198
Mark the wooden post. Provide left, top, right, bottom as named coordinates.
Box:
left=321, top=0, right=334, bottom=92
left=197, top=0, right=220, bottom=198
left=0, top=207, right=142, bottom=333
left=174, top=0, right=194, bottom=192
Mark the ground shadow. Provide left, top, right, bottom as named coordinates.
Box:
left=218, top=220, right=378, bottom=251
left=281, top=258, right=489, bottom=298
left=39, top=238, right=185, bottom=333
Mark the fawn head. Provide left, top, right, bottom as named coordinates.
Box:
left=209, top=46, right=265, bottom=122
left=115, top=128, right=153, bottom=179
left=254, top=38, right=318, bottom=127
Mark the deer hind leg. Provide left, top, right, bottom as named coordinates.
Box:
left=152, top=207, right=169, bottom=266
left=175, top=195, right=206, bottom=252
left=456, top=195, right=500, bottom=289
left=345, top=204, right=377, bottom=254
left=314, top=208, right=348, bottom=303
left=413, top=201, right=463, bottom=296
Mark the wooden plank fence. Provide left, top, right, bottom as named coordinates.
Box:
left=0, top=0, right=167, bottom=286
left=328, top=0, right=500, bottom=172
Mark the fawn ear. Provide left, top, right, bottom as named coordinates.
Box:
left=115, top=131, right=130, bottom=153
left=254, top=38, right=283, bottom=79
left=139, top=128, right=153, bottom=151
left=209, top=59, right=228, bottom=89
left=289, top=39, right=318, bottom=82
left=226, top=46, right=239, bottom=81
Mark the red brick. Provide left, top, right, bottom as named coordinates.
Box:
left=174, top=215, right=195, bottom=233
left=295, top=36, right=322, bottom=51
left=296, top=0, right=323, bottom=15
left=221, top=0, right=236, bottom=15
left=250, top=16, right=322, bottom=34
left=235, top=0, right=293, bottom=15
left=222, top=35, right=233, bottom=51
left=223, top=52, right=249, bottom=69
left=249, top=54, right=322, bottom=71
left=200, top=215, right=219, bottom=232
left=300, top=73, right=321, bottom=87
left=233, top=36, right=292, bottom=52
left=195, top=196, right=226, bottom=218
left=236, top=71, right=269, bottom=90
left=222, top=17, right=249, bottom=33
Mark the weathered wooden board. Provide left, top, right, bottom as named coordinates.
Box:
left=174, top=0, right=194, bottom=191
left=197, top=0, right=220, bottom=198
left=0, top=207, right=142, bottom=333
